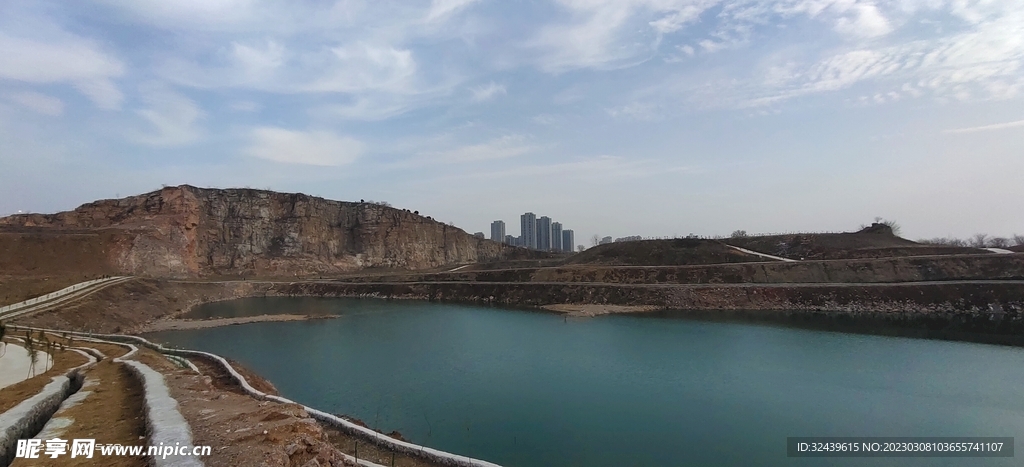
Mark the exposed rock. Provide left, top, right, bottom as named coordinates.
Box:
left=0, top=186, right=543, bottom=278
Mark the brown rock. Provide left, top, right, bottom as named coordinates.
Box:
left=0, top=185, right=546, bottom=278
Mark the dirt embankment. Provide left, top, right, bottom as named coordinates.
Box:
left=12, top=279, right=275, bottom=334
left=562, top=238, right=766, bottom=266
left=10, top=273, right=1024, bottom=343
left=333, top=254, right=1024, bottom=285
left=724, top=226, right=989, bottom=260
left=277, top=280, right=1024, bottom=345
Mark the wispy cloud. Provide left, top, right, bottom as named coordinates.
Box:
left=470, top=82, right=506, bottom=101
left=526, top=0, right=715, bottom=72
left=130, top=85, right=205, bottom=146
left=398, top=135, right=535, bottom=167
left=245, top=127, right=364, bottom=166
left=944, top=119, right=1024, bottom=134
left=0, top=32, right=124, bottom=109
left=424, top=0, right=481, bottom=23
left=5, top=91, right=64, bottom=116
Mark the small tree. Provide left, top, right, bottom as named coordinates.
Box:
left=591, top=235, right=600, bottom=247
left=969, top=234, right=989, bottom=248
left=730, top=230, right=748, bottom=238
left=1013, top=234, right=1024, bottom=246
left=25, top=332, right=38, bottom=378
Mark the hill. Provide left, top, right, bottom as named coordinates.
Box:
left=724, top=223, right=990, bottom=260
left=0, top=185, right=545, bottom=280
left=563, top=238, right=767, bottom=266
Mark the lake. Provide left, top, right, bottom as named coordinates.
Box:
left=146, top=297, right=1024, bottom=466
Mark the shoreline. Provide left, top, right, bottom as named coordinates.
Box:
left=541, top=303, right=660, bottom=317
left=141, top=314, right=337, bottom=332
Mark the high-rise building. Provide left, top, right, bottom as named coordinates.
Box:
left=551, top=222, right=563, bottom=251
left=562, top=230, right=574, bottom=252
left=473, top=232, right=485, bottom=239
left=505, top=235, right=515, bottom=246
left=537, top=216, right=553, bottom=251
left=521, top=212, right=537, bottom=249
left=490, top=220, right=506, bottom=242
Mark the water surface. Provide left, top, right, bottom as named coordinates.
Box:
left=147, top=297, right=1024, bottom=466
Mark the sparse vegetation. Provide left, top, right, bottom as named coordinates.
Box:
left=919, top=233, right=1023, bottom=249
left=25, top=331, right=38, bottom=378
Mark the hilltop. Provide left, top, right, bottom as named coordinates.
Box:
left=724, top=223, right=989, bottom=260
left=0, top=186, right=545, bottom=291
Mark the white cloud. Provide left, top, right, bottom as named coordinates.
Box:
left=231, top=40, right=286, bottom=76
left=528, top=0, right=720, bottom=72
left=132, top=86, right=205, bottom=146
left=245, top=127, right=364, bottom=166
left=944, top=119, right=1024, bottom=134
left=442, top=155, right=692, bottom=182
left=833, top=3, right=893, bottom=38
left=0, top=33, right=124, bottom=109
left=229, top=100, right=261, bottom=112
left=403, top=135, right=534, bottom=167
left=6, top=91, right=64, bottom=116
left=425, top=0, right=481, bottom=23
left=470, top=82, right=506, bottom=101
left=306, top=43, right=418, bottom=93
left=607, top=101, right=660, bottom=120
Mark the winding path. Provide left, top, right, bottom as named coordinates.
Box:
left=0, top=276, right=134, bottom=321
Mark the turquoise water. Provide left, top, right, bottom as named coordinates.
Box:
left=147, top=297, right=1024, bottom=466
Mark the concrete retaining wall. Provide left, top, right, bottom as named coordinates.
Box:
left=118, top=359, right=203, bottom=467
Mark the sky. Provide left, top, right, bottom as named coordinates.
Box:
left=1, top=0, right=1022, bottom=246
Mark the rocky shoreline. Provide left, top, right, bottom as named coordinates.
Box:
left=12, top=276, right=1024, bottom=347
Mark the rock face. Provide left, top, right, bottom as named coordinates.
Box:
left=0, top=185, right=539, bottom=278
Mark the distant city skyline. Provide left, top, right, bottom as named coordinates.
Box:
left=488, top=212, right=578, bottom=252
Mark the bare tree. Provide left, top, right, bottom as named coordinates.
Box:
left=920, top=237, right=968, bottom=247
left=577, top=245, right=585, bottom=253
left=591, top=235, right=600, bottom=247
left=872, top=217, right=902, bottom=235
left=730, top=230, right=748, bottom=238
left=988, top=237, right=1010, bottom=248
left=1013, top=234, right=1024, bottom=246
left=969, top=233, right=989, bottom=248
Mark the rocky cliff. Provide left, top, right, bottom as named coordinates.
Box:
left=0, top=185, right=540, bottom=278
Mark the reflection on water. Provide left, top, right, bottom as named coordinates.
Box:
left=148, top=297, right=1024, bottom=467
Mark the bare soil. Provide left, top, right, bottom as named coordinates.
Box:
left=564, top=238, right=766, bottom=266
left=10, top=360, right=149, bottom=467
left=11, top=279, right=273, bottom=334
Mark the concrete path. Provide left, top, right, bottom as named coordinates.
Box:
left=0, top=276, right=134, bottom=321
left=985, top=248, right=1015, bottom=254
left=723, top=244, right=798, bottom=262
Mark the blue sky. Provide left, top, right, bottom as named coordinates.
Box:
left=1, top=0, right=1021, bottom=245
